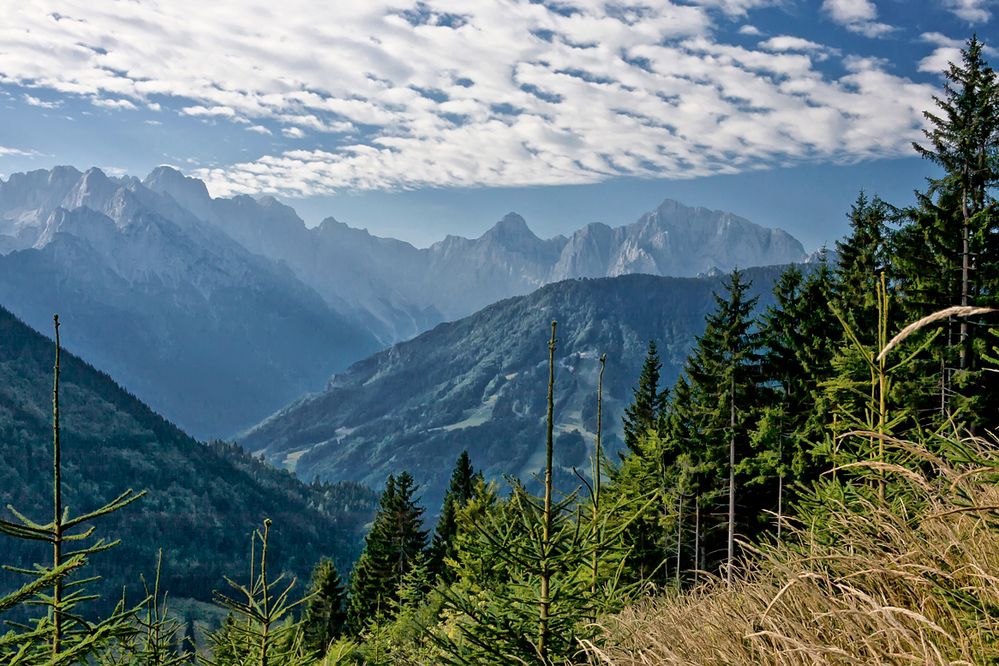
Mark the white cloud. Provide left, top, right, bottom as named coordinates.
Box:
left=686, top=0, right=776, bottom=16
left=0, top=0, right=935, bottom=196
left=181, top=105, right=238, bottom=118
left=945, top=0, right=993, bottom=22
left=282, top=126, right=305, bottom=139
left=738, top=24, right=763, bottom=36
left=917, top=32, right=982, bottom=75
left=91, top=97, right=137, bottom=110
left=821, top=0, right=894, bottom=37
left=23, top=93, right=60, bottom=108
left=759, top=35, right=836, bottom=55
left=0, top=145, right=41, bottom=157
left=823, top=0, right=876, bottom=22
left=248, top=125, right=272, bottom=135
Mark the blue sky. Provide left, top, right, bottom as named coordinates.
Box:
left=0, top=0, right=994, bottom=249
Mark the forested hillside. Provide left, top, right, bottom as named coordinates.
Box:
left=243, top=267, right=789, bottom=511
left=0, top=304, right=377, bottom=619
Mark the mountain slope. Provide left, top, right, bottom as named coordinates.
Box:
left=241, top=268, right=786, bottom=510
left=0, top=167, right=380, bottom=438
left=0, top=305, right=376, bottom=616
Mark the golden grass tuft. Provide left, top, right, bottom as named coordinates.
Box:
left=584, top=433, right=999, bottom=665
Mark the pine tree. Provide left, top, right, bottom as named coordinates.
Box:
left=610, top=342, right=672, bottom=584
left=680, top=270, right=763, bottom=584
left=428, top=452, right=479, bottom=582
left=207, top=519, right=309, bottom=666
left=895, top=36, right=999, bottom=426
left=434, top=322, right=635, bottom=665
left=301, top=558, right=346, bottom=657
left=836, top=193, right=893, bottom=327
left=756, top=259, right=839, bottom=504
left=622, top=340, right=668, bottom=455
left=345, top=473, right=427, bottom=635
left=183, top=618, right=198, bottom=654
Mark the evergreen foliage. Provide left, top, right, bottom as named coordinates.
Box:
left=675, top=270, right=763, bottom=582
left=301, top=558, right=346, bottom=657
left=345, top=473, right=427, bottom=635
left=0, top=305, right=378, bottom=619
left=0, top=316, right=143, bottom=665
left=895, top=35, right=999, bottom=426
left=621, top=341, right=668, bottom=454
left=428, top=451, right=480, bottom=582
left=205, top=519, right=309, bottom=666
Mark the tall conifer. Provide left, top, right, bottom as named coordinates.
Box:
left=428, top=451, right=479, bottom=581
left=302, top=558, right=346, bottom=656
left=679, top=271, right=762, bottom=582
left=345, top=473, right=427, bottom=635
left=896, top=36, right=999, bottom=425
left=622, top=341, right=668, bottom=455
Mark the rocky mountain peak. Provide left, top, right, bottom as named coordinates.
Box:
left=143, top=165, right=214, bottom=222
left=483, top=212, right=537, bottom=243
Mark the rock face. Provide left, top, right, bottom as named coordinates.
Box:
left=553, top=199, right=805, bottom=280
left=240, top=267, right=786, bottom=511
left=0, top=167, right=379, bottom=439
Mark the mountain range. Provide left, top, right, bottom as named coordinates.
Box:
left=241, top=268, right=787, bottom=511
left=0, top=303, right=377, bottom=617
left=0, top=165, right=806, bottom=440
left=145, top=167, right=806, bottom=340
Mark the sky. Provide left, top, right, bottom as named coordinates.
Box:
left=0, top=0, right=994, bottom=250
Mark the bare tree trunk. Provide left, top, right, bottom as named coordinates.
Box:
left=727, top=374, right=736, bottom=588
left=590, top=354, right=606, bottom=599
left=693, top=495, right=700, bottom=586
left=960, top=186, right=970, bottom=370
left=539, top=321, right=557, bottom=665
left=675, top=487, right=683, bottom=588
left=52, top=314, right=63, bottom=658
left=260, top=522, right=271, bottom=666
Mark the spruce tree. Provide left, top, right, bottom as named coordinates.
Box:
left=345, top=473, right=427, bottom=635
left=756, top=259, right=839, bottom=496
left=679, top=270, right=762, bottom=583
left=207, top=519, right=309, bottom=666
left=428, top=451, right=479, bottom=582
left=435, top=322, right=631, bottom=665
left=836, top=193, right=893, bottom=326
left=622, top=340, right=668, bottom=455
left=895, top=36, right=999, bottom=426
left=301, top=558, right=346, bottom=657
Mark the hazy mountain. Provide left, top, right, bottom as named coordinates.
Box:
left=142, top=167, right=805, bottom=341
left=0, top=304, right=377, bottom=617
left=241, top=268, right=786, bottom=511
left=142, top=167, right=440, bottom=343
left=0, top=167, right=380, bottom=438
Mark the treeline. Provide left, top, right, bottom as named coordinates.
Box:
left=1, top=36, right=997, bottom=666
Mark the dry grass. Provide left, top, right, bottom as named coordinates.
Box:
left=584, top=433, right=999, bottom=665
